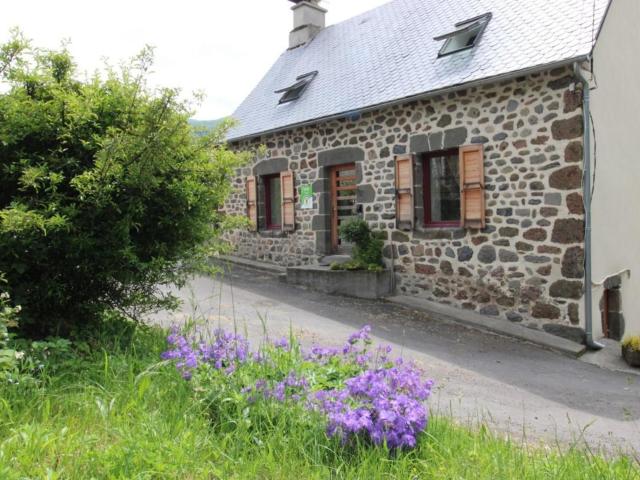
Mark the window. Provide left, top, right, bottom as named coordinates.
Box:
left=434, top=13, right=492, bottom=57
left=423, top=150, right=461, bottom=227
left=264, top=174, right=282, bottom=230
left=275, top=71, right=318, bottom=104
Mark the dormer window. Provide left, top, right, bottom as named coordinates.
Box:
left=434, top=13, right=492, bottom=57
left=275, top=71, right=318, bottom=104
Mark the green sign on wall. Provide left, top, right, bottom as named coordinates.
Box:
left=299, top=184, right=313, bottom=209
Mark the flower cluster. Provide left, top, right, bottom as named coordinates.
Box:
left=161, top=330, right=198, bottom=379
left=199, top=329, right=249, bottom=371
left=305, top=325, right=377, bottom=366
left=272, top=337, right=290, bottom=350
left=244, top=371, right=309, bottom=403
left=161, top=328, right=249, bottom=379
left=312, top=360, right=433, bottom=449
left=164, top=324, right=434, bottom=450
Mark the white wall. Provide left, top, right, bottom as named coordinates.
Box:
left=590, top=0, right=640, bottom=337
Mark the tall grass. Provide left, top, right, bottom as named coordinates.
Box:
left=0, top=325, right=637, bottom=479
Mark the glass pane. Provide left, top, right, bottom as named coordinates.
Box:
left=337, top=189, right=356, bottom=198
left=337, top=168, right=356, bottom=178
left=269, top=176, right=282, bottom=227
left=429, top=154, right=460, bottom=223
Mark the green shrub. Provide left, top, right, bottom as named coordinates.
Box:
left=338, top=219, right=385, bottom=270
left=0, top=32, right=247, bottom=336
left=0, top=276, right=21, bottom=378
left=330, top=260, right=384, bottom=273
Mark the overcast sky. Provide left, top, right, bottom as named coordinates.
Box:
left=1, top=0, right=390, bottom=119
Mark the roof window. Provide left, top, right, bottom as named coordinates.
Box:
left=275, top=71, right=318, bottom=104
left=434, top=13, right=492, bottom=57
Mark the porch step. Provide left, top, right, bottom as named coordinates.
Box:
left=318, top=255, right=352, bottom=266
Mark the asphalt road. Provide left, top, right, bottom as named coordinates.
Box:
left=154, top=264, right=640, bottom=455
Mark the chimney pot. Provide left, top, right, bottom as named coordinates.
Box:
left=288, top=0, right=327, bottom=49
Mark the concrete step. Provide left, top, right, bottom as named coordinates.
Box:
left=214, top=255, right=286, bottom=275
left=318, top=255, right=352, bottom=266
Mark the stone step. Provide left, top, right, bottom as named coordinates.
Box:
left=318, top=255, right=352, bottom=266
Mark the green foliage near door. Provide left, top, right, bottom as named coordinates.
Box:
left=333, top=219, right=385, bottom=272
left=0, top=30, right=247, bottom=336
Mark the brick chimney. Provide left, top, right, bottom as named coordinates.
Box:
left=288, top=0, right=327, bottom=49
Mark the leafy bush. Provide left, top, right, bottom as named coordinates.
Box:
left=162, top=324, right=434, bottom=450
left=0, top=32, right=246, bottom=336
left=337, top=219, right=385, bottom=270
left=0, top=273, right=77, bottom=386
left=0, top=277, right=21, bottom=379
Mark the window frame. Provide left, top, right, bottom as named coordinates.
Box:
left=263, top=173, right=282, bottom=231
left=275, top=71, right=318, bottom=104
left=435, top=13, right=492, bottom=58
left=422, top=149, right=462, bottom=228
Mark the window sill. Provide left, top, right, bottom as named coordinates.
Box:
left=423, top=223, right=461, bottom=229
left=413, top=225, right=466, bottom=240
left=258, top=229, right=288, bottom=238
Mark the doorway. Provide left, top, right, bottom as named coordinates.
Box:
left=329, top=163, right=357, bottom=253
left=601, top=287, right=625, bottom=341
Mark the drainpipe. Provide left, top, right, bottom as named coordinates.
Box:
left=574, top=61, right=604, bottom=350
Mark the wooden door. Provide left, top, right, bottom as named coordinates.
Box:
left=330, top=163, right=357, bottom=253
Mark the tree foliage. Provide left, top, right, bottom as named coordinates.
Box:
left=0, top=31, right=247, bottom=336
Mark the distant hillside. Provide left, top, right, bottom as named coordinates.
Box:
left=189, top=118, right=224, bottom=130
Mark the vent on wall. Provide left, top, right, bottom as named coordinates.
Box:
left=275, top=71, right=318, bottom=104
left=434, top=13, right=492, bottom=57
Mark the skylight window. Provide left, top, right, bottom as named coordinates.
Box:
left=275, top=71, right=318, bottom=104
left=434, top=13, right=492, bottom=57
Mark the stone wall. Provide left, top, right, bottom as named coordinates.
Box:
left=225, top=66, right=586, bottom=327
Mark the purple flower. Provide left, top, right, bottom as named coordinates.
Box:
left=247, top=371, right=310, bottom=403
left=347, top=325, right=372, bottom=345
left=273, top=337, right=290, bottom=350
left=161, top=327, right=251, bottom=379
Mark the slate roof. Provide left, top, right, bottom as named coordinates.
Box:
left=229, top=0, right=611, bottom=141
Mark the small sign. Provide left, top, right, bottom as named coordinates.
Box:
left=299, top=184, right=313, bottom=209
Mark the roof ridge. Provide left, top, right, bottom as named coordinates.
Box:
left=322, top=0, right=397, bottom=30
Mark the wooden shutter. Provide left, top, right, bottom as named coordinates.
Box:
left=395, top=155, right=414, bottom=231
left=459, top=145, right=486, bottom=229
left=280, top=170, right=295, bottom=232
left=246, top=175, right=258, bottom=231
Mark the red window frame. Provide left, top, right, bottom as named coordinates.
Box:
left=423, top=149, right=461, bottom=228
left=264, top=174, right=282, bottom=230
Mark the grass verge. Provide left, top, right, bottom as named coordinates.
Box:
left=0, top=325, right=637, bottom=479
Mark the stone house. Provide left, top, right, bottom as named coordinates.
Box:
left=225, top=0, right=640, bottom=345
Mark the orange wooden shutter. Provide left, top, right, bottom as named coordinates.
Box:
left=395, top=155, right=414, bottom=231
left=280, top=170, right=295, bottom=232
left=459, top=145, right=486, bottom=229
left=246, top=175, right=258, bottom=231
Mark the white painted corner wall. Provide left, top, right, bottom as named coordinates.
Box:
left=590, top=0, right=640, bottom=338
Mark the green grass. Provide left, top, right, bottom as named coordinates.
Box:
left=0, top=326, right=637, bottom=479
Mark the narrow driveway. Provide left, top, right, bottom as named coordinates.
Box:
left=155, top=264, right=640, bottom=455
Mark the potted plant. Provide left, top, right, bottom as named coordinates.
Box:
left=330, top=219, right=385, bottom=273
left=622, top=336, right=640, bottom=368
